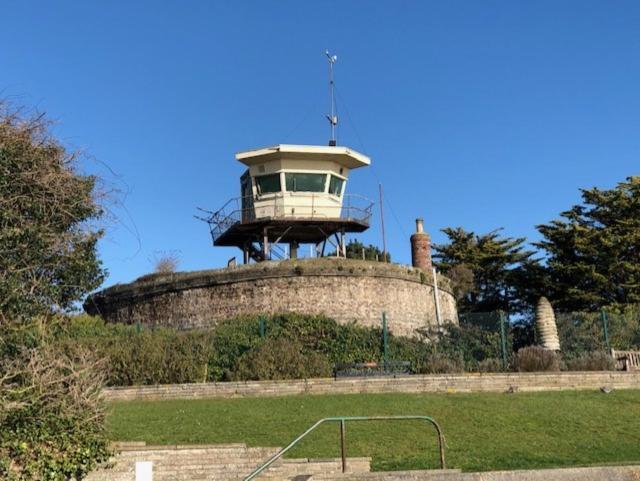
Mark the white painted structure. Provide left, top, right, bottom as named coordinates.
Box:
left=135, top=461, right=153, bottom=481
left=236, top=144, right=370, bottom=221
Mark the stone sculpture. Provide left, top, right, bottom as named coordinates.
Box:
left=535, top=297, right=561, bottom=351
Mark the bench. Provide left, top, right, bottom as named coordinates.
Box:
left=611, top=349, right=640, bottom=371
left=333, top=361, right=411, bottom=378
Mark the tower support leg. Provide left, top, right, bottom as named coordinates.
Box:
left=243, top=242, right=250, bottom=264
left=262, top=228, right=269, bottom=260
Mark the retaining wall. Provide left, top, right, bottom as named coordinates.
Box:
left=85, top=258, right=458, bottom=336
left=103, top=371, right=640, bottom=402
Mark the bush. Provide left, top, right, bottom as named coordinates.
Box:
left=514, top=346, right=561, bottom=372
left=231, top=338, right=332, bottom=380
left=418, top=320, right=508, bottom=372
left=565, top=351, right=615, bottom=371
left=0, top=321, right=110, bottom=480
left=414, top=349, right=464, bottom=374
left=478, top=358, right=504, bottom=372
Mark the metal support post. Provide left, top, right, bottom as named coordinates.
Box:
left=601, top=308, right=611, bottom=351
left=432, top=267, right=442, bottom=329
left=262, top=228, right=269, bottom=260
left=498, top=311, right=508, bottom=370
left=243, top=242, right=250, bottom=264
left=382, top=312, right=389, bottom=368
left=340, top=420, right=347, bottom=473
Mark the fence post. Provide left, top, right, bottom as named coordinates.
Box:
left=382, top=312, right=389, bottom=369
left=601, top=308, right=611, bottom=352
left=259, top=316, right=266, bottom=338
left=498, top=311, right=508, bottom=370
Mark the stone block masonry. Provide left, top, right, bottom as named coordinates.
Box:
left=103, top=371, right=640, bottom=402
left=85, top=258, right=458, bottom=336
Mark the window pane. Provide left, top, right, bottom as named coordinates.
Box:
left=285, top=173, right=327, bottom=192
left=329, top=175, right=344, bottom=196
left=255, top=174, right=281, bottom=194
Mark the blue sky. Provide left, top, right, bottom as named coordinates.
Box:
left=2, top=1, right=639, bottom=287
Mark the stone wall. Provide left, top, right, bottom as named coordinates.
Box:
left=85, top=258, right=458, bottom=336
left=103, top=371, right=640, bottom=402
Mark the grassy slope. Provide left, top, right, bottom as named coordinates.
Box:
left=108, top=390, right=640, bottom=472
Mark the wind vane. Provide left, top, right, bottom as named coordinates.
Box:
left=326, top=50, right=338, bottom=146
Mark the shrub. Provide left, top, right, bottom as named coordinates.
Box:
left=151, top=251, right=180, bottom=274
left=477, top=357, right=504, bottom=373
left=418, top=321, right=508, bottom=372
left=231, top=338, right=332, bottom=380
left=0, top=323, right=109, bottom=480
left=565, top=351, right=615, bottom=371
left=415, top=349, right=464, bottom=374
left=514, top=346, right=561, bottom=372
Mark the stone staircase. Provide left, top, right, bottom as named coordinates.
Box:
left=309, top=470, right=461, bottom=480
left=85, top=443, right=371, bottom=481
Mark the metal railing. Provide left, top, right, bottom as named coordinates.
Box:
left=243, top=415, right=446, bottom=481
left=202, top=194, right=374, bottom=243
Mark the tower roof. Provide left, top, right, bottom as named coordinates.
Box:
left=235, top=144, right=371, bottom=169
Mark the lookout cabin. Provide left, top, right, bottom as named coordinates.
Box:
left=202, top=144, right=373, bottom=263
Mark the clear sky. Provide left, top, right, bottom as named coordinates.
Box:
left=2, top=1, right=639, bottom=288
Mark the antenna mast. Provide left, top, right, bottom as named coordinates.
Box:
left=325, top=50, right=338, bottom=146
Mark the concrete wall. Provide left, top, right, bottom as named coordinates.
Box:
left=85, top=258, right=458, bottom=336
left=103, top=371, right=640, bottom=402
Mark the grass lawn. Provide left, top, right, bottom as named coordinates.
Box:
left=108, top=390, right=640, bottom=472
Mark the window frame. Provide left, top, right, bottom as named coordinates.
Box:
left=254, top=173, right=282, bottom=196
left=284, top=172, right=328, bottom=193
left=328, top=174, right=346, bottom=198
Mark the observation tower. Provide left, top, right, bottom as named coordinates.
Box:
left=200, top=144, right=373, bottom=263
left=200, top=52, right=374, bottom=263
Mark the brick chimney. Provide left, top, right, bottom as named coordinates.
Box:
left=411, top=218, right=432, bottom=271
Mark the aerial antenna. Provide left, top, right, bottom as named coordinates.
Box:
left=325, top=50, right=338, bottom=146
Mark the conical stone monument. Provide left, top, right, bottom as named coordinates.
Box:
left=535, top=297, right=561, bottom=351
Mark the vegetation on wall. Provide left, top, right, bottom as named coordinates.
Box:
left=50, top=309, right=639, bottom=388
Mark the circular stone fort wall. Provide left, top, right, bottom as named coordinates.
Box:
left=85, top=258, right=458, bottom=337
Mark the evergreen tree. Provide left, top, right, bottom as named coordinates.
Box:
left=433, top=228, right=537, bottom=313
left=536, top=176, right=640, bottom=311
left=327, top=239, right=390, bottom=262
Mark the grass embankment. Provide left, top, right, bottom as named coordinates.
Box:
left=108, top=390, right=640, bottom=472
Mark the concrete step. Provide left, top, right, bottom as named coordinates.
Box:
left=311, top=470, right=462, bottom=481
left=87, top=443, right=371, bottom=481
left=310, top=466, right=640, bottom=481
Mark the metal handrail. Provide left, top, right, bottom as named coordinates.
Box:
left=243, top=415, right=446, bottom=481
left=204, top=194, right=374, bottom=242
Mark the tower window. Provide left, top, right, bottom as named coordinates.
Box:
left=328, top=175, right=345, bottom=196
left=285, top=173, right=327, bottom=192
left=255, top=174, right=281, bottom=195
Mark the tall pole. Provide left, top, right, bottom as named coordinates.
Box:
left=499, top=311, right=508, bottom=370
left=379, top=183, right=388, bottom=262
left=326, top=51, right=338, bottom=146
left=382, top=312, right=389, bottom=368
left=601, top=308, right=611, bottom=352
left=432, top=267, right=442, bottom=328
